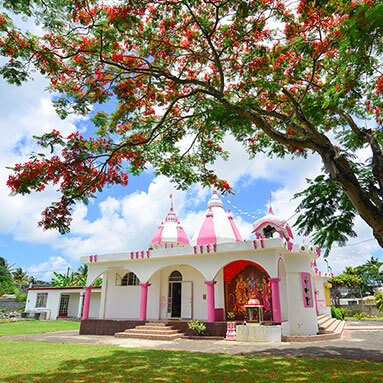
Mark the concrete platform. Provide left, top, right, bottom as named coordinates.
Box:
left=236, top=325, right=281, bottom=342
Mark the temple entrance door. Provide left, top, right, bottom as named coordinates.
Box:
left=168, top=270, right=183, bottom=319
left=181, top=281, right=193, bottom=319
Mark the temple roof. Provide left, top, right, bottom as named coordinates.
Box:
left=149, top=195, right=189, bottom=249
left=191, top=191, right=243, bottom=246
left=252, top=206, right=294, bottom=240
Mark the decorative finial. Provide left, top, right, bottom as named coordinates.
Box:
left=268, top=193, right=274, bottom=214
left=213, top=186, right=217, bottom=195
left=170, top=194, right=173, bottom=212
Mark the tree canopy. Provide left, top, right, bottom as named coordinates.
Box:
left=1, top=0, right=383, bottom=251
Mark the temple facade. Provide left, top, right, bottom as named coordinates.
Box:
left=79, top=191, right=332, bottom=337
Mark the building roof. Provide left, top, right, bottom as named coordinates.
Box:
left=149, top=195, right=189, bottom=249
left=252, top=206, right=294, bottom=240
left=191, top=190, right=243, bottom=246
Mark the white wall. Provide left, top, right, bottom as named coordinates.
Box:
left=26, top=289, right=101, bottom=320
left=312, top=274, right=331, bottom=317
left=286, top=272, right=318, bottom=335
left=104, top=269, right=141, bottom=319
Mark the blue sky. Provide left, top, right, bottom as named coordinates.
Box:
left=0, top=71, right=382, bottom=281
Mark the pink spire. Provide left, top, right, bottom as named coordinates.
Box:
left=197, top=209, right=216, bottom=245
left=227, top=209, right=243, bottom=242
left=177, top=226, right=189, bottom=244
left=170, top=194, right=173, bottom=212
left=269, top=193, right=274, bottom=214
left=150, top=225, right=164, bottom=244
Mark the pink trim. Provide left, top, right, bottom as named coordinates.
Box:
left=139, top=283, right=151, bottom=321
left=287, top=239, right=293, bottom=251
left=150, top=226, right=164, bottom=245
left=28, top=286, right=101, bottom=291
left=141, top=251, right=144, bottom=258
left=228, top=215, right=243, bottom=242
left=213, top=244, right=217, bottom=252
left=82, top=286, right=93, bottom=320
left=200, top=245, right=204, bottom=253
left=269, top=278, right=281, bottom=323
left=176, top=226, right=189, bottom=245
left=315, top=246, right=321, bottom=257
left=204, top=281, right=217, bottom=322
left=89, top=255, right=93, bottom=263
left=253, top=240, right=257, bottom=250
left=301, top=272, right=314, bottom=308
left=193, top=246, right=197, bottom=254
left=256, top=233, right=264, bottom=248
left=146, top=250, right=150, bottom=258
left=197, top=210, right=216, bottom=245
left=207, top=245, right=210, bottom=253
left=278, top=230, right=284, bottom=239
left=130, top=252, right=134, bottom=260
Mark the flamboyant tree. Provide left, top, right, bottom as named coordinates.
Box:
left=0, top=1, right=383, bottom=249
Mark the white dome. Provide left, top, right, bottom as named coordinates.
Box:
left=191, top=191, right=243, bottom=246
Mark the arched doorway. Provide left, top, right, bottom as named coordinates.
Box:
left=224, top=260, right=272, bottom=321
left=168, top=270, right=182, bottom=318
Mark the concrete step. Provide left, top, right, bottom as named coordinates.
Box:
left=115, top=332, right=183, bottom=340
left=136, top=325, right=177, bottom=331
left=318, top=316, right=334, bottom=328
left=282, top=332, right=341, bottom=342
left=123, top=328, right=180, bottom=335
left=326, top=318, right=343, bottom=333
left=145, top=322, right=168, bottom=326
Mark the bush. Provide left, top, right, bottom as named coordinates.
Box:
left=331, top=306, right=344, bottom=320
left=353, top=312, right=367, bottom=320
left=187, top=320, right=208, bottom=336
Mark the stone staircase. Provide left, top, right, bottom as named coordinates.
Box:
left=282, top=315, right=345, bottom=342
left=114, top=322, right=185, bottom=340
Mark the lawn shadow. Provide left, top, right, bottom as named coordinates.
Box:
left=3, top=346, right=383, bottom=382
left=251, top=345, right=383, bottom=362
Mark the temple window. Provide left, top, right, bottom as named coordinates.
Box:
left=116, top=272, right=140, bottom=286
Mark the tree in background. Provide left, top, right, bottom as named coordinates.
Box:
left=51, top=265, right=102, bottom=287
left=328, top=273, right=361, bottom=306
left=12, top=267, right=30, bottom=285
left=354, top=257, right=383, bottom=294
left=1, top=1, right=383, bottom=254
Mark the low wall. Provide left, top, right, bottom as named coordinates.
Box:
left=0, top=300, right=25, bottom=312
left=80, top=319, right=228, bottom=337
left=340, top=304, right=381, bottom=317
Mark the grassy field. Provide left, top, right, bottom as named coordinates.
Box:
left=0, top=320, right=80, bottom=337
left=0, top=341, right=382, bottom=382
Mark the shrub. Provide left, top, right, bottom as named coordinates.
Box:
left=331, top=306, right=344, bottom=320
left=187, top=320, right=208, bottom=336
left=353, top=312, right=367, bottom=320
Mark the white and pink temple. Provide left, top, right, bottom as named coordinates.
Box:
left=26, top=191, right=333, bottom=339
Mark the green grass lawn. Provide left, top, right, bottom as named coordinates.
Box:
left=0, top=342, right=382, bottom=382
left=0, top=320, right=80, bottom=337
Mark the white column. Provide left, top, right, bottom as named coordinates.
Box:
left=77, top=292, right=85, bottom=318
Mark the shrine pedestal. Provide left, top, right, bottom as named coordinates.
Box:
left=236, top=325, right=282, bottom=342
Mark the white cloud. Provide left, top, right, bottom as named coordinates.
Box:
left=27, top=256, right=72, bottom=282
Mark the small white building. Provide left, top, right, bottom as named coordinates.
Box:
left=25, top=286, right=101, bottom=320
left=77, top=191, right=332, bottom=337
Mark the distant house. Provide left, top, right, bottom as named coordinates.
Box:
left=25, top=286, right=101, bottom=320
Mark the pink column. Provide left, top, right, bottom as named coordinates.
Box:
left=204, top=281, right=217, bottom=322
left=269, top=278, right=282, bottom=323
left=82, top=286, right=93, bottom=320
left=139, top=283, right=151, bottom=321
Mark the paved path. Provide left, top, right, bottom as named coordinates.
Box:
left=1, top=326, right=383, bottom=362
